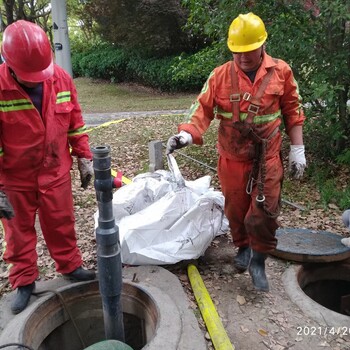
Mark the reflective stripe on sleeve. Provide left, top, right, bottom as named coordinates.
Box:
left=68, top=125, right=87, bottom=137
left=0, top=99, right=34, bottom=112
left=185, top=70, right=215, bottom=123
left=56, top=91, right=71, bottom=104
left=215, top=108, right=281, bottom=124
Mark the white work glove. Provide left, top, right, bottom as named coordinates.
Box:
left=166, top=131, right=193, bottom=155
left=288, top=145, right=306, bottom=179
left=77, top=158, right=93, bottom=189
left=0, top=190, right=14, bottom=220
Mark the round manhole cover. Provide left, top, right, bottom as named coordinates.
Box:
left=270, top=228, right=350, bottom=263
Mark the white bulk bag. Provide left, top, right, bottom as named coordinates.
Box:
left=95, top=154, right=228, bottom=265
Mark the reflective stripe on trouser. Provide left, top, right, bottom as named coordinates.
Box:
left=217, top=154, right=283, bottom=253
left=2, top=176, right=83, bottom=289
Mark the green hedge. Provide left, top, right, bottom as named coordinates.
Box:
left=72, top=43, right=227, bottom=92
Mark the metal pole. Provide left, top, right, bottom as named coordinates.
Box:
left=92, top=145, right=125, bottom=341
left=51, top=0, right=73, bottom=77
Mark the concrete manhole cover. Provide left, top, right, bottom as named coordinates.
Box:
left=271, top=228, right=350, bottom=263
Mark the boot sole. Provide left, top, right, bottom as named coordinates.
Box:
left=62, top=275, right=96, bottom=282
left=233, top=263, right=248, bottom=273
left=252, top=284, right=269, bottom=292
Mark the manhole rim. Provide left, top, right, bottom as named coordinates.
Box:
left=0, top=279, right=183, bottom=349
left=282, top=265, right=350, bottom=328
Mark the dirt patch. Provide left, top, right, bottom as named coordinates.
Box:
left=1, top=115, right=349, bottom=350
left=174, top=235, right=350, bottom=350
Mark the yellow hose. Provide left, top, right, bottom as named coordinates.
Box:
left=187, top=264, right=235, bottom=350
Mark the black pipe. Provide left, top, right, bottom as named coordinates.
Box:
left=92, top=145, right=125, bottom=341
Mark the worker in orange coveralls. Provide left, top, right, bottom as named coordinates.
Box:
left=167, top=13, right=306, bottom=292
left=0, top=20, right=96, bottom=314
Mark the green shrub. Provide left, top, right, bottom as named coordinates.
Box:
left=169, top=42, right=228, bottom=91
left=125, top=55, right=177, bottom=91
left=75, top=47, right=128, bottom=82
left=71, top=43, right=230, bottom=91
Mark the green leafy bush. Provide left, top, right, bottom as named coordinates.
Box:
left=73, top=46, right=128, bottom=82
left=169, top=42, right=228, bottom=91
left=71, top=43, right=230, bottom=92
left=125, top=55, right=176, bottom=90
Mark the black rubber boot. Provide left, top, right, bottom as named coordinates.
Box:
left=248, top=251, right=269, bottom=292
left=63, top=266, right=96, bottom=281
left=233, top=246, right=252, bottom=273
left=11, top=282, right=35, bottom=314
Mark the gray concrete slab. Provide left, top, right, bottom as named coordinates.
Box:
left=83, top=110, right=188, bottom=127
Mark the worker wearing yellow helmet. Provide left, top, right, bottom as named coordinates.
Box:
left=167, top=13, right=306, bottom=292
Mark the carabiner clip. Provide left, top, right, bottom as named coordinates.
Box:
left=246, top=177, right=254, bottom=195
left=256, top=194, right=265, bottom=203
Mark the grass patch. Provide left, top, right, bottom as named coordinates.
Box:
left=74, top=77, right=197, bottom=113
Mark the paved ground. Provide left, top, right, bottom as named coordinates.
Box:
left=83, top=110, right=188, bottom=126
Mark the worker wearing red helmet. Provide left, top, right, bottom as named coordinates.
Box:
left=0, top=20, right=96, bottom=314
left=167, top=13, right=306, bottom=292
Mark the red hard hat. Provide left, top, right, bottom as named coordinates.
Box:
left=1, top=20, right=54, bottom=82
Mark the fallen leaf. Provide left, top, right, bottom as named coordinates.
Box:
left=240, top=325, right=249, bottom=333
left=236, top=295, right=246, bottom=305
left=258, top=328, right=268, bottom=336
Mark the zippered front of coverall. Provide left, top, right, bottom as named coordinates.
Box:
left=0, top=64, right=92, bottom=288
left=179, top=53, right=306, bottom=253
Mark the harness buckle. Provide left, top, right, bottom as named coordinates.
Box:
left=242, top=92, right=251, bottom=101
left=230, top=94, right=240, bottom=102
left=248, top=104, right=260, bottom=114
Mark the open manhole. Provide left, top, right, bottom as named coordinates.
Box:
left=297, top=262, right=350, bottom=316
left=283, top=260, right=350, bottom=328
left=0, top=266, right=206, bottom=350
left=6, top=281, right=158, bottom=350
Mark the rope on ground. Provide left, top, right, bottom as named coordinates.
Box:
left=187, top=264, right=235, bottom=350
left=162, top=145, right=217, bottom=172
left=85, top=119, right=126, bottom=133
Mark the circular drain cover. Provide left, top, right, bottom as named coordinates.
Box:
left=270, top=228, right=350, bottom=263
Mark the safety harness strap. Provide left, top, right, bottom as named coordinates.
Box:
left=229, top=59, right=280, bottom=216
left=230, top=61, right=276, bottom=124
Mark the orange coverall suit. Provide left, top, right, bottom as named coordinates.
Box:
left=0, top=63, right=92, bottom=288
left=179, top=53, right=305, bottom=253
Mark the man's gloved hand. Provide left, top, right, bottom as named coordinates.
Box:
left=78, top=158, right=93, bottom=189
left=0, top=190, right=14, bottom=220
left=288, top=145, right=306, bottom=179
left=166, top=131, right=193, bottom=155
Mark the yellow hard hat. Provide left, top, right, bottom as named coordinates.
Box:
left=227, top=12, right=268, bottom=53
